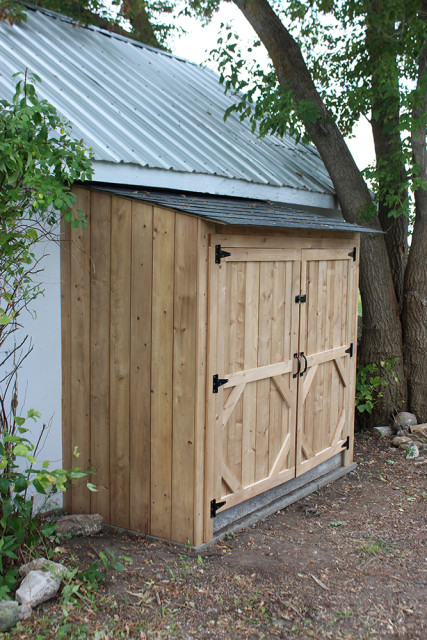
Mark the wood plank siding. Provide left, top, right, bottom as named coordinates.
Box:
left=62, top=187, right=359, bottom=546
left=62, top=187, right=203, bottom=544
left=206, top=233, right=359, bottom=526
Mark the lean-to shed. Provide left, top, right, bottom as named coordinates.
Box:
left=63, top=186, right=363, bottom=545
left=0, top=5, right=374, bottom=546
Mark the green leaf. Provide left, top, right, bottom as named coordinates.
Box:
left=12, top=443, right=30, bottom=457
left=14, top=476, right=28, bottom=493
left=0, top=477, right=10, bottom=496
left=41, top=522, right=57, bottom=538
left=32, top=478, right=46, bottom=494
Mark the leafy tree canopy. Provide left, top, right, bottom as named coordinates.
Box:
left=206, top=0, right=426, bottom=222
left=0, top=0, right=178, bottom=48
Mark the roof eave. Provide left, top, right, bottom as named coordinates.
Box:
left=92, top=162, right=340, bottom=212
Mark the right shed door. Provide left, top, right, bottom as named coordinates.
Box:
left=295, top=249, right=357, bottom=476
left=208, top=240, right=358, bottom=520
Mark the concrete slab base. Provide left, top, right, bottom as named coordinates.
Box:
left=107, top=457, right=357, bottom=553
left=209, top=458, right=358, bottom=550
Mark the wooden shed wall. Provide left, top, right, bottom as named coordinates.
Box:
left=62, top=187, right=208, bottom=544
left=62, top=186, right=359, bottom=546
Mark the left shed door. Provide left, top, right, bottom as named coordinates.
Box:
left=208, top=246, right=301, bottom=512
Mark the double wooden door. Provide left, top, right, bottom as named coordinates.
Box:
left=207, top=238, right=358, bottom=515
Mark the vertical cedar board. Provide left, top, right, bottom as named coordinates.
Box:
left=129, top=202, right=153, bottom=533
left=60, top=210, right=72, bottom=513
left=69, top=187, right=91, bottom=513
left=344, top=236, right=360, bottom=465
left=89, top=190, right=111, bottom=521
left=193, top=220, right=211, bottom=546
left=171, top=214, right=198, bottom=543
left=242, top=261, right=260, bottom=488
left=150, top=207, right=175, bottom=540
left=109, top=196, right=132, bottom=529
left=256, top=261, right=274, bottom=482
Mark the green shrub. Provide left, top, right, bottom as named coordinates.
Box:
left=0, top=412, right=94, bottom=598
left=355, top=359, right=398, bottom=414
left=0, top=73, right=94, bottom=598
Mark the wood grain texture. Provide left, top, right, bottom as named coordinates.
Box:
left=297, top=250, right=354, bottom=475
left=172, top=214, right=198, bottom=543
left=60, top=210, right=72, bottom=513
left=109, top=196, right=132, bottom=529
left=193, top=220, right=211, bottom=546
left=69, top=187, right=91, bottom=513
left=241, top=261, right=259, bottom=487
left=204, top=243, right=219, bottom=542
left=129, top=202, right=153, bottom=533
left=211, top=233, right=356, bottom=249
left=150, top=207, right=175, bottom=540
left=255, top=261, right=273, bottom=482
left=89, top=190, right=111, bottom=520
left=215, top=259, right=227, bottom=501
left=61, top=208, right=360, bottom=541
left=344, top=242, right=360, bottom=465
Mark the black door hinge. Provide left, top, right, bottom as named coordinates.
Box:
left=213, top=374, right=228, bottom=393
left=348, top=247, right=357, bottom=262
left=345, top=343, right=354, bottom=358
left=295, top=294, right=307, bottom=303
left=215, top=244, right=231, bottom=264
left=210, top=498, right=226, bottom=518
left=342, top=436, right=350, bottom=450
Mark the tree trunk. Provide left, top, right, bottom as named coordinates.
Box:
left=367, top=1, right=409, bottom=312
left=121, top=0, right=164, bottom=49
left=232, top=0, right=407, bottom=422
left=403, top=25, right=427, bottom=422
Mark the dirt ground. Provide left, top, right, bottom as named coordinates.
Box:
left=7, top=431, right=427, bottom=639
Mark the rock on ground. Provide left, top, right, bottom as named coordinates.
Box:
left=15, top=570, right=61, bottom=608
left=0, top=601, right=31, bottom=632
left=373, top=426, right=394, bottom=437
left=394, top=412, right=418, bottom=430
left=0, top=601, right=20, bottom=633
left=19, top=558, right=68, bottom=579
left=55, top=513, right=103, bottom=536
left=405, top=444, right=419, bottom=459
left=392, top=436, right=413, bottom=447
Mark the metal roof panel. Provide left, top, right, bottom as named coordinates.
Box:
left=0, top=5, right=336, bottom=198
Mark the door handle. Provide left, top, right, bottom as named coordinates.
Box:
left=300, top=352, right=308, bottom=376
left=293, top=353, right=301, bottom=378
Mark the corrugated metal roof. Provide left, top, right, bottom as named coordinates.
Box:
left=96, top=186, right=376, bottom=233
left=0, top=5, right=336, bottom=205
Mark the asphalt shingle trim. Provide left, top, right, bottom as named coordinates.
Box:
left=93, top=186, right=379, bottom=233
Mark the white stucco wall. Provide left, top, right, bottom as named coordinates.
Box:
left=13, top=232, right=63, bottom=503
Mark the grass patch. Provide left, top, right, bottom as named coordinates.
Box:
left=357, top=538, right=394, bottom=556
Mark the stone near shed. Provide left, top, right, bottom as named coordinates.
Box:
left=19, top=557, right=68, bottom=579
left=394, top=412, right=418, bottom=431
left=408, top=423, right=427, bottom=438
left=0, top=601, right=21, bottom=633
left=15, top=570, right=61, bottom=608
left=392, top=436, right=413, bottom=447
left=0, top=600, right=30, bottom=632
left=405, top=444, right=419, bottom=459
left=19, top=603, right=32, bottom=619
left=56, top=513, right=103, bottom=536
left=373, top=426, right=394, bottom=437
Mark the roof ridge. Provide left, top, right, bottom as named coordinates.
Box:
left=17, top=1, right=200, bottom=66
